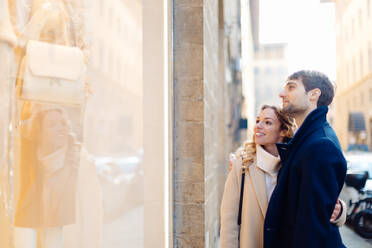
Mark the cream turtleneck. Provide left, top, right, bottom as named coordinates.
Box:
left=256, top=145, right=281, bottom=201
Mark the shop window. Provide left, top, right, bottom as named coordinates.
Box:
left=344, top=29, right=347, bottom=44
left=360, top=51, right=364, bottom=77
left=359, top=9, right=363, bottom=28
left=353, top=56, right=357, bottom=81
left=99, top=0, right=104, bottom=17
left=369, top=42, right=372, bottom=72
left=370, top=119, right=372, bottom=150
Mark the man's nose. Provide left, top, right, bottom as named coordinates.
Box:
left=279, top=89, right=285, bottom=98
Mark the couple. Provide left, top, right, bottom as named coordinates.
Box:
left=220, top=70, right=347, bottom=248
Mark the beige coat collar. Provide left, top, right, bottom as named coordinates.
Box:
left=248, top=145, right=280, bottom=217
left=256, top=145, right=280, bottom=176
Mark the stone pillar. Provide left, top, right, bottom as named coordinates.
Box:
left=173, top=0, right=244, bottom=247
left=173, top=0, right=205, bottom=246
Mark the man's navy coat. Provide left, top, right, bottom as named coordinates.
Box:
left=264, top=106, right=347, bottom=248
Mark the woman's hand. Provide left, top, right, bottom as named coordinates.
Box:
left=330, top=199, right=342, bottom=222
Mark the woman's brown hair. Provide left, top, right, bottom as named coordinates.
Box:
left=236, top=105, right=296, bottom=166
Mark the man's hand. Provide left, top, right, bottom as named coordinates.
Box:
left=330, top=199, right=342, bottom=222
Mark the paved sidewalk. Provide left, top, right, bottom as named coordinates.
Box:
left=216, top=226, right=371, bottom=248
left=340, top=225, right=372, bottom=248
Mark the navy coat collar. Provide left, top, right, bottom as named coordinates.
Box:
left=276, top=106, right=328, bottom=162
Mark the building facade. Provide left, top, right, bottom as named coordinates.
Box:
left=254, top=43, right=288, bottom=115
left=334, top=0, right=372, bottom=150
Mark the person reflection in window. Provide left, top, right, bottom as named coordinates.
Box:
left=15, top=107, right=81, bottom=248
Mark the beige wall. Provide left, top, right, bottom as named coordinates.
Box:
left=334, top=0, right=372, bottom=150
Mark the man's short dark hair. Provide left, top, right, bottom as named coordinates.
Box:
left=287, top=70, right=334, bottom=107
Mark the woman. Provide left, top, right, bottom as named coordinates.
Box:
left=220, top=105, right=346, bottom=248
left=15, top=106, right=81, bottom=228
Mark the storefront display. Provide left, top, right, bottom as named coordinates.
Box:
left=0, top=0, right=146, bottom=247
left=0, top=0, right=95, bottom=247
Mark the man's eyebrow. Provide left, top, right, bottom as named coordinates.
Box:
left=285, top=81, right=297, bottom=86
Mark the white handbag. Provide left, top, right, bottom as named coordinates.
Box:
left=20, top=40, right=85, bottom=105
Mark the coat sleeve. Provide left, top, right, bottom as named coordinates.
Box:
left=220, top=157, right=241, bottom=248
left=292, top=139, right=347, bottom=247
left=331, top=199, right=347, bottom=227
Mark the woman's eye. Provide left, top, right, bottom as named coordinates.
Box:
left=265, top=121, right=272, bottom=125
left=256, top=119, right=260, bottom=124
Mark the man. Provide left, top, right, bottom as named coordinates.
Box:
left=264, top=70, right=347, bottom=248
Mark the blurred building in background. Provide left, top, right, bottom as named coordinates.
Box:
left=334, top=0, right=372, bottom=151
left=85, top=0, right=142, bottom=157
left=248, top=0, right=288, bottom=116
left=84, top=1, right=144, bottom=247
left=254, top=43, right=288, bottom=114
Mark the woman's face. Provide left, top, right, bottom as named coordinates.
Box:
left=254, top=108, right=284, bottom=146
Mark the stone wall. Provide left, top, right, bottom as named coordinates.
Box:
left=173, top=0, right=245, bottom=247
left=173, top=0, right=205, bottom=246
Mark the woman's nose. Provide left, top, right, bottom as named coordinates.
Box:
left=256, top=121, right=263, bottom=128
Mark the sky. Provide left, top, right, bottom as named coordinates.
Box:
left=260, top=0, right=336, bottom=80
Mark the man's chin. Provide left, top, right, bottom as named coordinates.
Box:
left=282, top=104, right=291, bottom=112
left=283, top=105, right=308, bottom=117
left=282, top=105, right=297, bottom=115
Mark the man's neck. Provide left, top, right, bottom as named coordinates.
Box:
left=294, top=107, right=316, bottom=128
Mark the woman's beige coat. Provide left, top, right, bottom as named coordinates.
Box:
left=220, top=154, right=268, bottom=248
left=220, top=151, right=347, bottom=248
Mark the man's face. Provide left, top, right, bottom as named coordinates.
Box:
left=279, top=78, right=311, bottom=115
